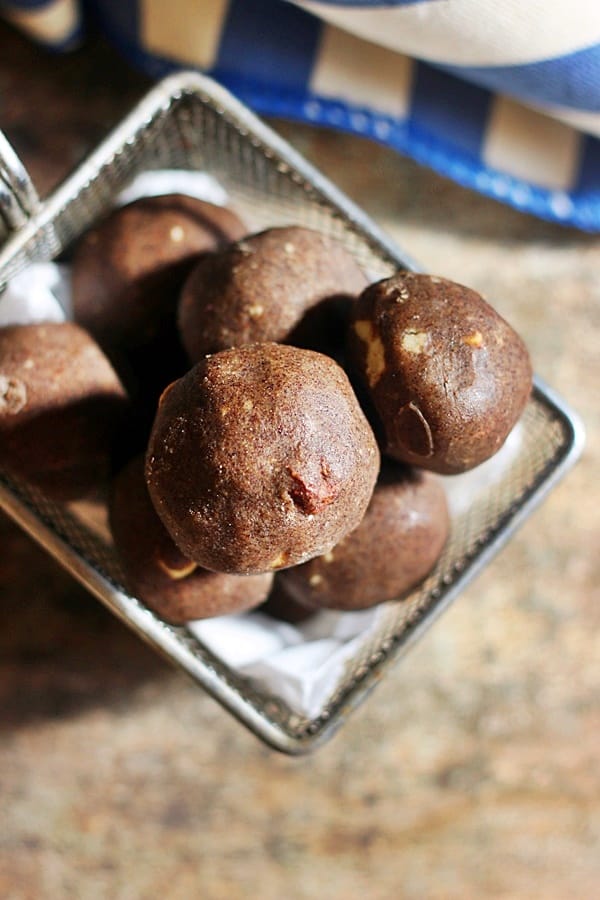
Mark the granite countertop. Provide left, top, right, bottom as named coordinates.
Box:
left=1, top=24, right=598, bottom=900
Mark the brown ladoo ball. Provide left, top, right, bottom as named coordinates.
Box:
left=177, top=225, right=368, bottom=361
left=72, top=194, right=247, bottom=351
left=347, top=273, right=533, bottom=474
left=110, top=457, right=273, bottom=624
left=279, top=464, right=449, bottom=611
left=0, top=322, right=128, bottom=500
left=146, top=342, right=380, bottom=575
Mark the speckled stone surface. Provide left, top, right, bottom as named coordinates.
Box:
left=1, top=24, right=599, bottom=900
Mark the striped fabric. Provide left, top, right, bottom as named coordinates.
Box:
left=1, top=0, right=599, bottom=230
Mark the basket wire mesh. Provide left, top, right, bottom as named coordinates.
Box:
left=0, top=73, right=584, bottom=753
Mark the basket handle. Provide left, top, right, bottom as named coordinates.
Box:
left=0, top=130, right=40, bottom=244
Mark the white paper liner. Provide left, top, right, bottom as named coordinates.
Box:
left=443, top=423, right=524, bottom=519
left=188, top=607, right=383, bottom=719
left=117, top=170, right=230, bottom=208
left=0, top=169, right=524, bottom=718
left=0, top=262, right=69, bottom=325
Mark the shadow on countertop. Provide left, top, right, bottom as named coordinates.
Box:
left=0, top=512, right=167, bottom=731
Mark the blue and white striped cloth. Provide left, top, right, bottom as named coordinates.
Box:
left=2, top=0, right=599, bottom=230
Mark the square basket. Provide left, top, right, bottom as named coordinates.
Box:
left=0, top=72, right=584, bottom=753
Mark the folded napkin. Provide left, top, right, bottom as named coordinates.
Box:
left=2, top=0, right=598, bottom=229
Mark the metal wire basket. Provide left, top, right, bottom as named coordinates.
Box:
left=0, top=72, right=584, bottom=753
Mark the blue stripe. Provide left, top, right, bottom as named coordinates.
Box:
left=216, top=0, right=321, bottom=92
left=444, top=44, right=600, bottom=114
left=410, top=62, right=491, bottom=160
left=573, top=135, right=600, bottom=195
left=85, top=0, right=139, bottom=45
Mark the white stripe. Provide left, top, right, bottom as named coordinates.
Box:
left=141, top=0, right=228, bottom=69
left=311, top=26, right=413, bottom=119
left=483, top=97, right=581, bottom=191
left=3, top=0, right=78, bottom=44
left=296, top=0, right=600, bottom=67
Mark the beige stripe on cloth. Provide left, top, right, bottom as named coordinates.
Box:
left=141, top=0, right=229, bottom=69
left=2, top=0, right=78, bottom=44
left=483, top=96, right=581, bottom=191
left=311, top=25, right=414, bottom=120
